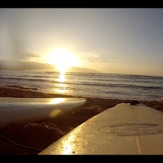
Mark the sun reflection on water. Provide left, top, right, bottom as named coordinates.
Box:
left=55, top=72, right=68, bottom=94
left=57, top=73, right=66, bottom=82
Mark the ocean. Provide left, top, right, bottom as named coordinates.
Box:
left=0, top=70, right=163, bottom=101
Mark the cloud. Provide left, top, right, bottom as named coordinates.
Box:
left=16, top=53, right=40, bottom=62
left=0, top=60, right=54, bottom=70
left=80, top=54, right=103, bottom=63
left=24, top=53, right=40, bottom=59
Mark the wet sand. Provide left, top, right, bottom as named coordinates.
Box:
left=0, top=86, right=162, bottom=155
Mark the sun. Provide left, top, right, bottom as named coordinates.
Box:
left=46, top=48, right=78, bottom=74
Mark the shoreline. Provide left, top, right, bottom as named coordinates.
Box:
left=0, top=86, right=163, bottom=155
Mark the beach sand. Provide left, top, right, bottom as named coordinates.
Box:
left=0, top=86, right=162, bottom=155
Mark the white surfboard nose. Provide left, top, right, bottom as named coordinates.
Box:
left=39, top=103, right=163, bottom=155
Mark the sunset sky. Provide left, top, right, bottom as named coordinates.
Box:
left=0, top=9, right=163, bottom=76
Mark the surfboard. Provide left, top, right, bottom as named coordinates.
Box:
left=39, top=103, right=163, bottom=155
left=0, top=97, right=86, bottom=128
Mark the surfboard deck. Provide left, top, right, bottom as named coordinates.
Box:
left=0, top=97, right=86, bottom=128
left=39, top=103, right=163, bottom=155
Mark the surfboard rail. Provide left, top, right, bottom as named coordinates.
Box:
left=0, top=97, right=86, bottom=128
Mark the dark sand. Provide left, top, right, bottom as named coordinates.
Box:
left=0, top=86, right=162, bottom=155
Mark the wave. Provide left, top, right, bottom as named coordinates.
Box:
left=2, top=71, right=163, bottom=84
left=1, top=76, right=163, bottom=90
left=7, top=85, right=39, bottom=90
left=0, top=77, right=56, bottom=83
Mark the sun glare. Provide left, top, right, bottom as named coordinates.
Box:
left=46, top=48, right=78, bottom=74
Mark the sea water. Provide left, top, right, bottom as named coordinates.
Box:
left=0, top=70, right=163, bottom=101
